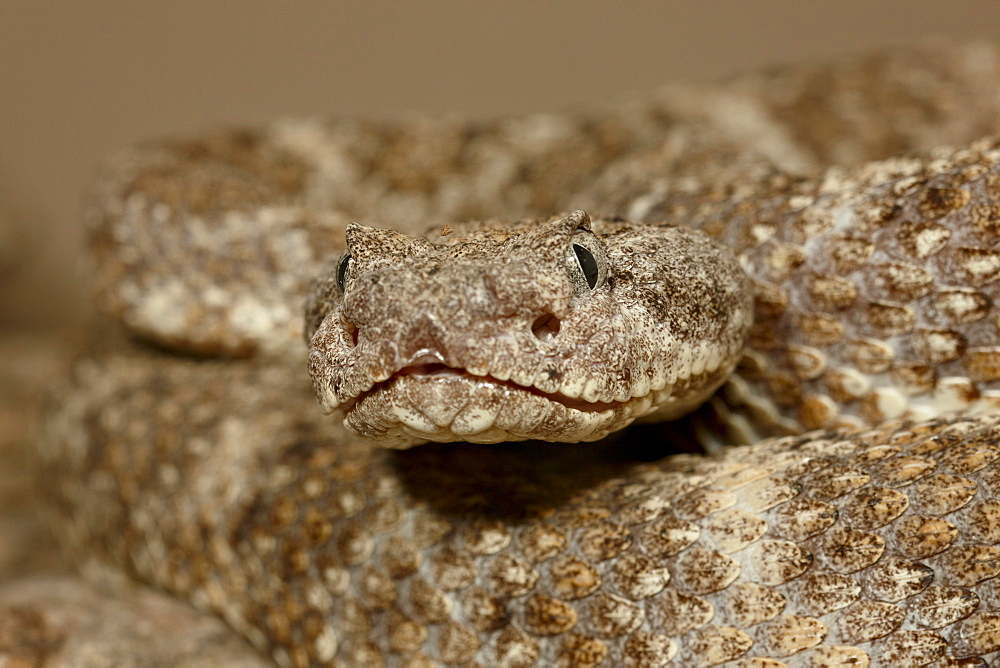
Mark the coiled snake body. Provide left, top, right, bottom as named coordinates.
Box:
left=42, top=44, right=1000, bottom=666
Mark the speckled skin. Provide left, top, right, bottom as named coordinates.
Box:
left=306, top=212, right=751, bottom=446
left=42, top=346, right=1000, bottom=666
left=85, top=41, right=1000, bottom=358
left=303, top=139, right=1000, bottom=450
left=683, top=137, right=1000, bottom=437
left=42, top=42, right=1000, bottom=666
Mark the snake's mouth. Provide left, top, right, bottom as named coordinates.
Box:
left=342, top=371, right=646, bottom=447
left=335, top=359, right=732, bottom=448
left=358, top=362, right=627, bottom=412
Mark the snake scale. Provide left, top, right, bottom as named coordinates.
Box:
left=39, top=43, right=1000, bottom=666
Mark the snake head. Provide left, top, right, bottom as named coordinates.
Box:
left=306, top=211, right=752, bottom=448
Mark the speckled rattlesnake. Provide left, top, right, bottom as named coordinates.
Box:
left=39, top=43, right=1000, bottom=666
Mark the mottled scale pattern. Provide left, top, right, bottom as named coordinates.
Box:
left=38, top=40, right=1000, bottom=667
left=42, top=345, right=1000, bottom=666
left=84, top=41, right=1000, bottom=358
left=657, top=138, right=1000, bottom=438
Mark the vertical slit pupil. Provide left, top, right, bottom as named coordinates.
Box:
left=337, top=253, right=352, bottom=292
left=573, top=244, right=599, bottom=289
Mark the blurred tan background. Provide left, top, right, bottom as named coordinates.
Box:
left=1, top=0, right=999, bottom=333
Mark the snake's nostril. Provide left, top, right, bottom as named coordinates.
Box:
left=343, top=318, right=359, bottom=348
left=531, top=313, right=561, bottom=342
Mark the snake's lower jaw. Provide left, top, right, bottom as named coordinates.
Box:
left=342, top=374, right=649, bottom=447
left=338, top=365, right=734, bottom=448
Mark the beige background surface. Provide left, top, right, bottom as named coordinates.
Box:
left=2, top=0, right=999, bottom=331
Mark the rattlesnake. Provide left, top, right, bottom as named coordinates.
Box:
left=39, top=43, right=1000, bottom=666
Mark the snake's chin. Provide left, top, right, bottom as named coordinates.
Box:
left=338, top=365, right=731, bottom=449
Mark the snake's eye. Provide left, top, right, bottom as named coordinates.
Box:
left=567, top=230, right=608, bottom=292
left=336, top=253, right=352, bottom=293
left=573, top=244, right=600, bottom=289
